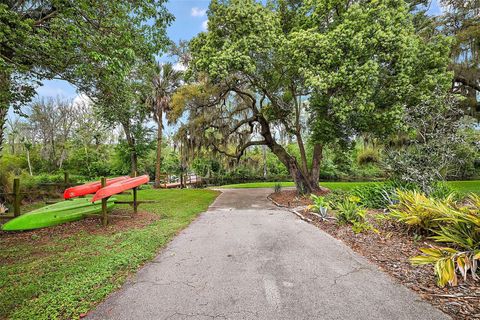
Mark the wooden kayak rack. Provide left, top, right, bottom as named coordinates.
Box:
left=44, top=177, right=158, bottom=226
left=1, top=175, right=157, bottom=226
left=98, top=177, right=158, bottom=226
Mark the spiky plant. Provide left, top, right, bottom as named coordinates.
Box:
left=308, top=195, right=330, bottom=220
left=411, top=197, right=480, bottom=287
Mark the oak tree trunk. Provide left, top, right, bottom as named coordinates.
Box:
left=310, top=143, right=323, bottom=188
left=257, top=114, right=317, bottom=194
left=286, top=158, right=315, bottom=195
left=0, top=70, right=10, bottom=156
left=122, top=122, right=138, bottom=177
left=130, top=148, right=138, bottom=177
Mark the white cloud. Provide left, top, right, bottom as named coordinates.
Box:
left=191, top=7, right=207, bottom=17
left=72, top=93, right=92, bottom=107
left=173, top=62, right=187, bottom=72
left=202, top=20, right=208, bottom=31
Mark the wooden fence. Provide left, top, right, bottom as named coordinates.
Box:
left=0, top=172, right=76, bottom=218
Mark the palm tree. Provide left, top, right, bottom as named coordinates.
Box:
left=148, top=62, right=183, bottom=188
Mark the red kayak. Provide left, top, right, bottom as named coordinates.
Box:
left=91, top=175, right=150, bottom=202
left=63, top=176, right=129, bottom=199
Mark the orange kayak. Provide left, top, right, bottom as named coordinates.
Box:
left=91, top=175, right=150, bottom=202
left=63, top=176, right=129, bottom=199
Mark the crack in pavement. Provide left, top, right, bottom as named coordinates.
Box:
left=331, top=266, right=370, bottom=287
left=165, top=311, right=227, bottom=320
left=134, top=279, right=207, bottom=291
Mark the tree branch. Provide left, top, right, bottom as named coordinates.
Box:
left=211, top=140, right=267, bottom=160
left=229, top=87, right=259, bottom=113
left=455, top=75, right=480, bottom=92
left=228, top=115, right=258, bottom=135
left=33, top=9, right=58, bottom=26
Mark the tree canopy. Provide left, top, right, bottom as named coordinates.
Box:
left=440, top=0, right=480, bottom=118
left=0, top=0, right=173, bottom=152
left=174, top=0, right=453, bottom=193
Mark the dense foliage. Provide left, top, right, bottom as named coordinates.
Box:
left=170, top=0, right=463, bottom=194
left=0, top=0, right=173, bottom=156
left=318, top=183, right=480, bottom=288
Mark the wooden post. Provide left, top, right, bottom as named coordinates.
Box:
left=63, top=172, right=69, bottom=186
left=101, top=177, right=108, bottom=226
left=131, top=170, right=138, bottom=214
left=133, top=187, right=138, bottom=214
left=13, top=178, right=20, bottom=217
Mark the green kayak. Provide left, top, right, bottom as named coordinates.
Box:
left=1, top=197, right=116, bottom=231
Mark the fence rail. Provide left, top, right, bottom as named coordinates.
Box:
left=0, top=172, right=74, bottom=218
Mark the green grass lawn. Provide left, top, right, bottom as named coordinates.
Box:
left=447, top=180, right=480, bottom=194
left=219, top=180, right=480, bottom=194
left=0, top=189, right=219, bottom=320
left=218, top=181, right=376, bottom=190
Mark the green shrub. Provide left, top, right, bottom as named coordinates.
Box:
left=1, top=172, right=90, bottom=204
left=336, top=199, right=365, bottom=225
left=308, top=194, right=330, bottom=219
left=0, top=154, right=26, bottom=195
left=352, top=183, right=392, bottom=209
left=349, top=163, right=384, bottom=179
left=324, top=189, right=350, bottom=209
left=429, top=181, right=458, bottom=200
left=357, top=147, right=380, bottom=165
left=352, top=180, right=417, bottom=209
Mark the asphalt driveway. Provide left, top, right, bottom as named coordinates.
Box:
left=87, top=188, right=449, bottom=320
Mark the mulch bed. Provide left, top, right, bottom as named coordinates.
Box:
left=0, top=209, right=160, bottom=247
left=269, top=189, right=329, bottom=207
left=269, top=192, right=480, bottom=320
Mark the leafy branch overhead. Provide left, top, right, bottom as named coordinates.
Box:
left=0, top=0, right=173, bottom=156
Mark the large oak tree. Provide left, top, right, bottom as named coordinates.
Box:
left=440, top=0, right=480, bottom=119
left=174, top=0, right=452, bottom=194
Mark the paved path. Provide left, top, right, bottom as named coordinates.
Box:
left=88, top=189, right=449, bottom=320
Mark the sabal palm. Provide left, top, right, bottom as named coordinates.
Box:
left=149, top=62, right=183, bottom=188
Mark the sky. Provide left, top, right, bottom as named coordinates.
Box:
left=11, top=0, right=443, bottom=116
left=33, top=0, right=211, bottom=105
